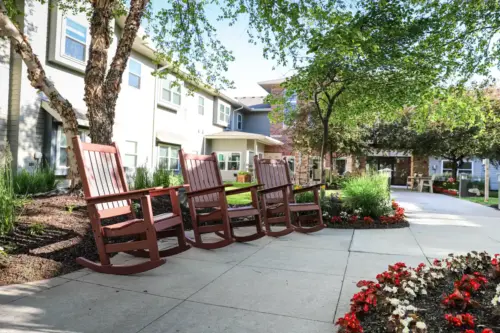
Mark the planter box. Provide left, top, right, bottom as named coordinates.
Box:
left=237, top=174, right=252, bottom=183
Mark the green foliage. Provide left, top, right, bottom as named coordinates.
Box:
left=342, top=174, right=391, bottom=218
left=27, top=222, right=45, bottom=236
left=130, top=165, right=184, bottom=190
left=237, top=171, right=251, bottom=176
left=13, top=164, right=58, bottom=195
left=0, top=145, right=15, bottom=235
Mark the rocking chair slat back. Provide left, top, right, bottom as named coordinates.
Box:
left=74, top=138, right=131, bottom=216
left=179, top=151, right=222, bottom=206
left=254, top=157, right=292, bottom=202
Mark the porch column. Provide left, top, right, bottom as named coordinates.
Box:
left=410, top=155, right=429, bottom=176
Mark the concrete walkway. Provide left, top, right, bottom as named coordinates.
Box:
left=1, top=189, right=499, bottom=333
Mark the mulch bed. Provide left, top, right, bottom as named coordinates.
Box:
left=328, top=220, right=409, bottom=229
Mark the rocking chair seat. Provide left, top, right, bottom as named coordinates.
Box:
left=289, top=203, right=320, bottom=212
left=228, top=206, right=260, bottom=219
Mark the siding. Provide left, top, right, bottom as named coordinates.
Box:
left=0, top=38, right=10, bottom=150
left=243, top=112, right=270, bottom=135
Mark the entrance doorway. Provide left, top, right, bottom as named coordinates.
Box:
left=367, top=157, right=411, bottom=185
left=309, top=157, right=321, bottom=181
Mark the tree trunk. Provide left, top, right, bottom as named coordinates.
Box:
left=451, top=159, right=459, bottom=180
left=0, top=1, right=80, bottom=186
left=319, top=120, right=328, bottom=183
left=85, top=0, right=114, bottom=144
left=84, top=0, right=149, bottom=144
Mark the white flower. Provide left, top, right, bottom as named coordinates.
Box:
left=416, top=322, right=427, bottom=329
left=430, top=272, right=437, bottom=279
left=408, top=281, right=416, bottom=288
left=406, top=305, right=417, bottom=312
left=402, top=300, right=410, bottom=305
left=388, top=298, right=400, bottom=306
left=402, top=327, right=410, bottom=333
left=492, top=295, right=499, bottom=306
left=496, top=284, right=500, bottom=293
left=392, top=308, right=405, bottom=316
left=392, top=287, right=398, bottom=293
left=404, top=287, right=416, bottom=298
left=421, top=289, right=428, bottom=295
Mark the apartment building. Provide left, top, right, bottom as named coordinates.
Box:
left=0, top=1, right=282, bottom=182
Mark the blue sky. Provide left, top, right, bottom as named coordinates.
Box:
left=207, top=14, right=294, bottom=99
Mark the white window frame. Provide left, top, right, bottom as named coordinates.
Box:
left=157, top=144, right=180, bottom=171
left=237, top=113, right=243, bottom=130
left=247, top=150, right=255, bottom=171
left=159, top=78, right=182, bottom=108
left=198, top=96, right=205, bottom=115
left=124, top=140, right=138, bottom=169
left=128, top=59, right=141, bottom=89
left=56, top=127, right=90, bottom=170
left=217, top=102, right=231, bottom=125
left=61, top=17, right=88, bottom=65
left=216, top=152, right=241, bottom=171
left=442, top=160, right=473, bottom=175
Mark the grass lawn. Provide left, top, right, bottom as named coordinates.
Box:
left=225, top=182, right=339, bottom=206
left=461, top=190, right=498, bottom=208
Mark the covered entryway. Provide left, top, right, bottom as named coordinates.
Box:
left=367, top=156, right=411, bottom=185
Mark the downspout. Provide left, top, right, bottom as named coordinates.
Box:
left=151, top=64, right=170, bottom=169
left=233, top=104, right=244, bottom=130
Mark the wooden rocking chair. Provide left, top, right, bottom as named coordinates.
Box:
left=254, top=156, right=326, bottom=236
left=73, top=137, right=190, bottom=275
left=179, top=150, right=266, bottom=249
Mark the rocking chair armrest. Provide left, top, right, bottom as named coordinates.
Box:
left=226, top=184, right=264, bottom=196
left=148, top=185, right=190, bottom=197
left=293, top=183, right=324, bottom=194
left=186, top=184, right=232, bottom=198
left=258, top=184, right=292, bottom=195
left=85, top=189, right=151, bottom=205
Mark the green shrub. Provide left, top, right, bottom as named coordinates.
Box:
left=237, top=171, right=251, bottom=176
left=0, top=146, right=15, bottom=234
left=13, top=163, right=58, bottom=195
left=130, top=165, right=184, bottom=190
left=27, top=222, right=45, bottom=236
left=342, top=173, right=391, bottom=217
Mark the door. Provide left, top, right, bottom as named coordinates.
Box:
left=310, top=157, right=321, bottom=181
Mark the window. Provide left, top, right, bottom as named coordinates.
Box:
left=198, top=96, right=205, bottom=115
left=248, top=151, right=255, bottom=171
left=56, top=128, right=90, bottom=168
left=218, top=103, right=230, bottom=123
left=228, top=153, right=241, bottom=170
left=128, top=59, right=141, bottom=89
left=237, top=114, right=243, bottom=130
left=64, top=18, right=87, bottom=62
left=160, top=79, right=181, bottom=106
left=286, top=156, right=295, bottom=173
left=217, top=152, right=241, bottom=171
left=442, top=160, right=473, bottom=175
left=217, top=153, right=226, bottom=170
left=158, top=144, right=180, bottom=170
left=124, top=141, right=138, bottom=168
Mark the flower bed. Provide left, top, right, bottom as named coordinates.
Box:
left=336, top=252, right=500, bottom=333
left=433, top=186, right=459, bottom=196
left=328, top=200, right=409, bottom=229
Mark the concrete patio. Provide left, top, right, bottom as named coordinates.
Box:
left=1, top=189, right=499, bottom=333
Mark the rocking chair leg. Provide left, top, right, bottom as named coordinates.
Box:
left=141, top=195, right=161, bottom=262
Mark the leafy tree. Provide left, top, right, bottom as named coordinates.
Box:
left=269, top=3, right=441, bottom=181
left=0, top=0, right=334, bottom=184
left=371, top=91, right=500, bottom=179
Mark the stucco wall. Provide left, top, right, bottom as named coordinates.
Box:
left=208, top=139, right=247, bottom=181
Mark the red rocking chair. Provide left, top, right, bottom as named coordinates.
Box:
left=73, top=137, right=190, bottom=275
left=254, top=156, right=326, bottom=235
left=179, top=150, right=266, bottom=249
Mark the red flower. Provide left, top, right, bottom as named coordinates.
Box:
left=482, top=329, right=494, bottom=333
left=448, top=177, right=455, bottom=183
left=335, top=312, right=363, bottom=333
left=350, top=215, right=358, bottom=223
left=331, top=216, right=342, bottom=223
left=492, top=258, right=498, bottom=266
left=444, top=313, right=475, bottom=328
left=392, top=201, right=399, bottom=210
left=464, top=330, right=474, bottom=333
left=363, top=216, right=374, bottom=224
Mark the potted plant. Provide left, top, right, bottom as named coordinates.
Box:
left=237, top=171, right=252, bottom=183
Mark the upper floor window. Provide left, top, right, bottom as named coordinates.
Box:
left=237, top=114, right=243, bottom=130
left=198, top=96, right=205, bottom=115
left=161, top=79, right=181, bottom=106
left=218, top=104, right=230, bottom=123
left=158, top=144, right=180, bottom=170
left=124, top=141, right=138, bottom=168
left=64, top=18, right=87, bottom=62
left=128, top=59, right=141, bottom=89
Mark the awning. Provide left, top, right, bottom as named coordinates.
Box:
left=204, top=131, right=283, bottom=146
left=156, top=130, right=188, bottom=145
left=41, top=100, right=89, bottom=127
